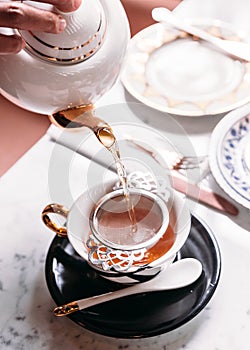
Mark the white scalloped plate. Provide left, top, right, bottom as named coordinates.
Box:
left=122, top=20, right=250, bottom=117
left=209, top=103, right=250, bottom=209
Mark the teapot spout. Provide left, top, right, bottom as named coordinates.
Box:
left=49, top=104, right=116, bottom=148
left=49, top=104, right=102, bottom=129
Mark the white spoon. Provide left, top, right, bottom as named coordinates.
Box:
left=152, top=7, right=250, bottom=62
left=54, top=258, right=202, bottom=316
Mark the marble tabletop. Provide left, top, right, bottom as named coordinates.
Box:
left=1, top=1, right=250, bottom=349
left=1, top=78, right=250, bottom=349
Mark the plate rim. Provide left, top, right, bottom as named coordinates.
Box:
left=209, top=103, right=250, bottom=209
left=45, top=214, right=221, bottom=339
left=121, top=20, right=250, bottom=117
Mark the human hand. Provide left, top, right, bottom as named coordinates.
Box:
left=0, top=0, right=82, bottom=54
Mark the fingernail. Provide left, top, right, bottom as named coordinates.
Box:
left=73, top=0, right=81, bottom=10
left=58, top=17, right=67, bottom=32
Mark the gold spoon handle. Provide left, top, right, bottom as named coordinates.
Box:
left=53, top=258, right=203, bottom=316
left=54, top=302, right=80, bottom=316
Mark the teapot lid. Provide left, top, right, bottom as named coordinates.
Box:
left=19, top=0, right=106, bottom=64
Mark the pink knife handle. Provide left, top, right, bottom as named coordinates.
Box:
left=171, top=173, right=239, bottom=216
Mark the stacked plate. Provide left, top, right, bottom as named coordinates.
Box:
left=121, top=18, right=250, bottom=208
left=209, top=103, right=250, bottom=209
left=122, top=20, right=250, bottom=117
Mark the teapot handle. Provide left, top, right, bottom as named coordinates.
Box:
left=42, top=204, right=69, bottom=238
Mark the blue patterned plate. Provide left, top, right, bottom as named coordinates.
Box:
left=209, top=103, right=250, bottom=208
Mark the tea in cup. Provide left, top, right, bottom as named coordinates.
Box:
left=42, top=173, right=191, bottom=284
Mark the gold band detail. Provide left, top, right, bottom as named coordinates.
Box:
left=28, top=16, right=102, bottom=51
left=24, top=39, right=103, bottom=64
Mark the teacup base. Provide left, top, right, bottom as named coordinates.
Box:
left=94, top=255, right=176, bottom=284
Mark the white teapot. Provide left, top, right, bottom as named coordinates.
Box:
left=0, top=0, right=130, bottom=115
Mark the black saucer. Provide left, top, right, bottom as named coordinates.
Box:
left=45, top=215, right=221, bottom=339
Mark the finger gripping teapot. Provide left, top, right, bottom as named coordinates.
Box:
left=0, top=0, right=130, bottom=116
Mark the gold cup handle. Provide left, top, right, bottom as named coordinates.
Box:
left=41, top=204, right=69, bottom=238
